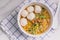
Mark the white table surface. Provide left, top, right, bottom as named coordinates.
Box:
left=0, top=0, right=60, bottom=40
left=0, top=0, right=24, bottom=21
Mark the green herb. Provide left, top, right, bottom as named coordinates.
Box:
left=39, top=15, right=46, bottom=19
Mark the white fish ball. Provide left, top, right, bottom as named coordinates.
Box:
left=20, top=18, right=27, bottom=26
left=27, top=6, right=34, bottom=12
left=21, top=10, right=28, bottom=17
left=27, top=12, right=35, bottom=20
left=35, top=5, right=41, bottom=13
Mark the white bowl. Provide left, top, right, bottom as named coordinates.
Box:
left=17, top=2, right=53, bottom=37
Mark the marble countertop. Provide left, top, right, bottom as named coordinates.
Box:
left=0, top=0, right=60, bottom=40
left=0, top=0, right=24, bottom=21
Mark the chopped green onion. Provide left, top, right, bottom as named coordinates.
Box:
left=39, top=15, right=46, bottom=19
